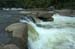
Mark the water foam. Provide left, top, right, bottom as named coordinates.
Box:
left=20, top=14, right=75, bottom=49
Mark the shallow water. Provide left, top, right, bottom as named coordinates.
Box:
left=20, top=14, right=75, bottom=49
left=0, top=11, right=23, bottom=44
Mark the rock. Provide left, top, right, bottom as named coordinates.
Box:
left=5, top=23, right=28, bottom=49
left=4, top=44, right=20, bottom=49
left=0, top=44, right=7, bottom=49
left=55, top=9, right=74, bottom=16
left=0, top=46, right=4, bottom=49
left=37, top=13, right=54, bottom=21
left=0, top=44, right=23, bottom=49
left=20, top=15, right=42, bottom=24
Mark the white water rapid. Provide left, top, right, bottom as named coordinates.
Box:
left=20, top=14, right=75, bottom=49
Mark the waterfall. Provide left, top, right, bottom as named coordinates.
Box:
left=20, top=14, right=75, bottom=49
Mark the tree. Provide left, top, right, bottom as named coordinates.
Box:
left=3, top=0, right=73, bottom=9
left=16, top=0, right=53, bottom=8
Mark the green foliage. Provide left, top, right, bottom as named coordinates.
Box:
left=16, top=0, right=75, bottom=9
left=16, top=0, right=53, bottom=8
left=55, top=0, right=75, bottom=9
left=0, top=0, right=75, bottom=9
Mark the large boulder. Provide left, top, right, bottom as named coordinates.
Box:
left=5, top=23, right=28, bottom=49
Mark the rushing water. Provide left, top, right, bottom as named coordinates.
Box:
left=20, top=14, right=75, bottom=49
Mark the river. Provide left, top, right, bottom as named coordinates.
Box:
left=20, top=13, right=75, bottom=49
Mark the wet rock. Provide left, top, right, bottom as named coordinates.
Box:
left=4, top=44, right=20, bottom=49
left=55, top=9, right=75, bottom=16
left=37, top=13, right=54, bottom=21
left=20, top=15, right=42, bottom=24
left=5, top=23, right=28, bottom=49
left=0, top=45, right=4, bottom=49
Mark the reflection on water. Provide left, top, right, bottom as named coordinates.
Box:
left=20, top=14, right=75, bottom=49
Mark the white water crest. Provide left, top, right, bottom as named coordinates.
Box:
left=20, top=14, right=75, bottom=49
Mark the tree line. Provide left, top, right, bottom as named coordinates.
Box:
left=0, top=0, right=75, bottom=9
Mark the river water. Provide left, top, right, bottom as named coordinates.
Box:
left=0, top=10, right=24, bottom=44
left=20, top=14, right=75, bottom=49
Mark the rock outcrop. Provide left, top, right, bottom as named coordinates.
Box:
left=5, top=23, right=28, bottom=49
